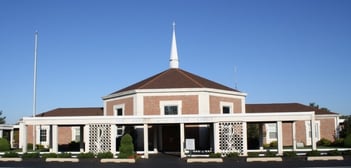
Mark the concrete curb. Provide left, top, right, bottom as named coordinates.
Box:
left=45, top=158, right=79, bottom=162
left=307, top=156, right=344, bottom=161
left=0, top=158, right=23, bottom=162
left=187, top=158, right=223, bottom=163
left=100, top=158, right=136, bottom=163
left=246, top=157, right=283, bottom=162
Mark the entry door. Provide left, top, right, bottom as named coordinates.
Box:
left=162, top=125, right=180, bottom=152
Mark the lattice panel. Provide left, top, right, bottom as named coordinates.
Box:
left=218, top=122, right=244, bottom=155
left=88, top=124, right=112, bottom=153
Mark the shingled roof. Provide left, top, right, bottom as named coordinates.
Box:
left=246, top=103, right=338, bottom=115
left=36, top=107, right=103, bottom=117
left=110, top=68, right=239, bottom=95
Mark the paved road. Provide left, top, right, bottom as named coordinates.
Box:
left=1, top=154, right=351, bottom=168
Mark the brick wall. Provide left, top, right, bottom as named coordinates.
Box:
left=209, top=96, right=242, bottom=114
left=144, top=95, right=198, bottom=115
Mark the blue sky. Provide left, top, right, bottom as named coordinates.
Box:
left=1, top=0, right=350, bottom=124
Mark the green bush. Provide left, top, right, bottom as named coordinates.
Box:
left=97, top=152, right=114, bottom=158
left=247, top=152, right=260, bottom=157
left=22, top=152, right=40, bottom=158
left=317, top=138, right=332, bottom=146
left=118, top=134, right=134, bottom=158
left=77, top=152, right=95, bottom=158
left=226, top=152, right=239, bottom=158
left=26, top=143, right=45, bottom=151
left=344, top=134, right=351, bottom=147
left=57, top=152, right=72, bottom=158
left=3, top=151, right=19, bottom=158
left=42, top=153, right=58, bottom=158
left=269, top=141, right=278, bottom=148
left=327, top=150, right=341, bottom=156
left=0, top=138, right=10, bottom=151
left=265, top=151, right=277, bottom=157
left=283, top=151, right=297, bottom=157
left=332, top=138, right=344, bottom=147
left=306, top=150, right=320, bottom=156
left=342, top=150, right=351, bottom=156
left=209, top=153, right=221, bottom=158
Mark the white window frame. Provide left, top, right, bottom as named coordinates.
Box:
left=160, top=100, right=182, bottom=115
left=220, top=101, right=234, bottom=114
left=71, top=126, right=81, bottom=142
left=265, top=123, right=277, bottom=144
left=113, top=104, right=125, bottom=116
left=305, top=120, right=320, bottom=146
left=36, top=125, right=50, bottom=147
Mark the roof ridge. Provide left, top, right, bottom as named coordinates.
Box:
left=178, top=69, right=205, bottom=88
left=138, top=69, right=169, bottom=89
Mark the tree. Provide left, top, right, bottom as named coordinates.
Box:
left=309, top=102, right=331, bottom=112
left=340, top=115, right=351, bottom=138
left=0, top=110, right=6, bottom=124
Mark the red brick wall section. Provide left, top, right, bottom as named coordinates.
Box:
left=144, top=95, right=199, bottom=115
left=319, top=118, right=336, bottom=141
left=105, top=97, right=134, bottom=116
left=58, top=127, right=73, bottom=144
left=282, top=122, right=293, bottom=146
left=209, top=96, right=242, bottom=114
left=295, top=120, right=307, bottom=145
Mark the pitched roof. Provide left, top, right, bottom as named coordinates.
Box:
left=246, top=103, right=338, bottom=115
left=110, top=68, right=239, bottom=95
left=36, top=107, right=103, bottom=117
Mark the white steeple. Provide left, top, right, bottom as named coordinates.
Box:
left=169, top=22, right=179, bottom=69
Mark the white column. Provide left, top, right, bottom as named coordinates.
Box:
left=292, top=121, right=297, bottom=151
left=242, top=122, right=248, bottom=156
left=180, top=123, right=185, bottom=158
left=52, top=125, right=58, bottom=153
left=277, top=121, right=283, bottom=156
left=213, top=122, right=220, bottom=153
left=10, top=129, right=14, bottom=148
left=111, top=125, right=117, bottom=155
left=19, top=122, right=27, bottom=153
left=84, top=125, right=89, bottom=152
left=311, top=118, right=317, bottom=150
left=143, top=124, right=149, bottom=158
left=0, top=130, right=3, bottom=138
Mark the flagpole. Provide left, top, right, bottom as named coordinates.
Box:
left=32, top=31, right=38, bottom=151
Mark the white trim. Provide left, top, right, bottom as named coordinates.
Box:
left=113, top=104, right=125, bottom=116
left=160, top=100, right=182, bottom=115
left=198, top=92, right=210, bottom=115
left=36, top=125, right=50, bottom=148
left=22, top=111, right=315, bottom=126
left=305, top=120, right=320, bottom=146
left=220, top=101, right=234, bottom=114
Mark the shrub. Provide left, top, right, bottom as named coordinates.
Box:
left=118, top=134, right=134, bottom=158
left=97, top=152, right=114, bottom=158
left=342, top=150, right=351, bottom=156
left=317, top=138, right=332, bottom=147
left=78, top=152, right=95, bottom=158
left=263, top=143, right=270, bottom=149
left=269, top=141, right=278, bottom=148
left=226, top=152, right=239, bottom=158
left=247, top=152, right=260, bottom=157
left=332, top=138, right=344, bottom=147
left=344, top=134, right=351, bottom=147
left=327, top=150, right=341, bottom=156
left=209, top=153, right=221, bottom=158
left=0, top=138, right=10, bottom=151
left=57, top=152, right=72, bottom=158
left=3, top=151, right=19, bottom=158
left=42, top=153, right=58, bottom=158
left=265, top=151, right=277, bottom=157
left=306, top=150, right=320, bottom=156
left=22, top=152, right=40, bottom=158
left=283, top=151, right=297, bottom=157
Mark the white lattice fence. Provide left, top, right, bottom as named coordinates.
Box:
left=218, top=122, right=244, bottom=155
left=88, top=124, right=112, bottom=153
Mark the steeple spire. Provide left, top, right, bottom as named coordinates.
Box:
left=169, top=21, right=179, bottom=69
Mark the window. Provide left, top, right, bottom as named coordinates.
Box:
left=114, top=104, right=124, bottom=116
left=164, top=105, right=178, bottom=115
left=266, top=123, right=277, bottom=143
left=222, top=106, right=230, bottom=114
left=40, top=129, right=47, bottom=142
left=160, top=100, right=182, bottom=115
left=220, top=102, right=233, bottom=114
left=72, top=127, right=80, bottom=142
